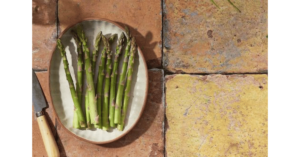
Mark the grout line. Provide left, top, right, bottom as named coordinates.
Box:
left=163, top=70, right=268, bottom=75
left=158, top=0, right=166, bottom=155
left=161, top=0, right=165, bottom=71
left=149, top=68, right=267, bottom=76
left=162, top=69, right=166, bottom=157
left=164, top=72, right=268, bottom=76
left=56, top=0, right=59, bottom=38
left=33, top=69, right=48, bottom=72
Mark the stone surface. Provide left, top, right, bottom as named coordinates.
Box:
left=32, top=0, right=57, bottom=70
left=163, top=0, right=268, bottom=73
left=32, top=70, right=164, bottom=157
left=58, top=0, right=162, bottom=69
left=165, top=74, right=268, bottom=156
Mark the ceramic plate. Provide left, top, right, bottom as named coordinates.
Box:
left=49, top=19, right=148, bottom=144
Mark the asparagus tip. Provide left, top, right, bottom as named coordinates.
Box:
left=118, top=32, right=126, bottom=46
left=102, top=35, right=108, bottom=48
left=109, top=34, right=118, bottom=43
left=125, top=26, right=131, bottom=41
left=95, top=31, right=102, bottom=43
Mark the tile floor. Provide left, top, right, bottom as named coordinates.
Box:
left=32, top=0, right=267, bottom=156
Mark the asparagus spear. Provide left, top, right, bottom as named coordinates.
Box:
left=102, top=34, right=117, bottom=130
left=70, top=30, right=84, bottom=129
left=94, top=34, right=108, bottom=129
left=117, top=38, right=136, bottom=131
left=109, top=33, right=125, bottom=127
left=85, top=91, right=92, bottom=129
left=76, top=26, right=99, bottom=125
left=57, top=39, right=86, bottom=128
left=71, top=30, right=84, bottom=105
left=92, top=31, right=102, bottom=77
left=72, top=111, right=80, bottom=128
left=114, top=27, right=131, bottom=124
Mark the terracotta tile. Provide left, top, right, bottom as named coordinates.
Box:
left=58, top=0, right=162, bottom=69
left=35, top=71, right=51, bottom=103
left=163, top=0, right=268, bottom=73
left=165, top=74, right=268, bottom=156
left=32, top=70, right=164, bottom=156
left=32, top=0, right=57, bottom=70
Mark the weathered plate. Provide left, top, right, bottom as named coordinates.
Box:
left=48, top=19, right=148, bottom=144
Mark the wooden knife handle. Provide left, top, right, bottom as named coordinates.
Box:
left=37, top=115, right=60, bottom=157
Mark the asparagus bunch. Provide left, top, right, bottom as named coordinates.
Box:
left=76, top=26, right=99, bottom=125
left=57, top=39, right=86, bottom=128
left=61, top=25, right=138, bottom=131
left=109, top=33, right=125, bottom=127
left=118, top=37, right=136, bottom=131
left=114, top=27, right=132, bottom=124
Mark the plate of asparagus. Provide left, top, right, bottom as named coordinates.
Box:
left=49, top=19, right=148, bottom=144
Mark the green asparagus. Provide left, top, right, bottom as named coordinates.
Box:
left=85, top=91, right=92, bottom=128
left=109, top=33, right=125, bottom=127
left=102, top=34, right=117, bottom=130
left=92, top=31, right=102, bottom=77
left=114, top=27, right=132, bottom=124
left=94, top=34, right=108, bottom=129
left=117, top=37, right=136, bottom=131
left=57, top=39, right=86, bottom=128
left=71, top=30, right=84, bottom=105
left=76, top=26, right=99, bottom=125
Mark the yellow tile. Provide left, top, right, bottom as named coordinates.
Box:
left=166, top=74, right=267, bottom=156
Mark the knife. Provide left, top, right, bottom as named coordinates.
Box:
left=32, top=70, right=60, bottom=157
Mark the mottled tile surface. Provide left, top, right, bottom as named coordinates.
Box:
left=32, top=70, right=164, bottom=157
left=163, top=0, right=268, bottom=73
left=165, top=74, right=268, bottom=156
left=32, top=0, right=57, bottom=70
left=58, top=0, right=162, bottom=68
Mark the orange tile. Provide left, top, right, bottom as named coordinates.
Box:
left=32, top=0, right=57, bottom=70
left=58, top=0, right=162, bottom=68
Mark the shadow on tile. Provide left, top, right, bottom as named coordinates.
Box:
left=114, top=22, right=160, bottom=68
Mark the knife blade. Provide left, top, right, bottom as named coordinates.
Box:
left=32, top=70, right=60, bottom=157
left=32, top=70, right=47, bottom=115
